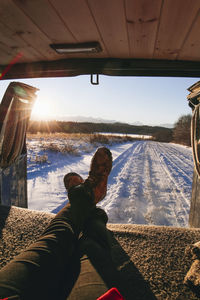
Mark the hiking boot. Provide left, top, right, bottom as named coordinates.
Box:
left=64, top=172, right=84, bottom=191
left=84, top=147, right=112, bottom=203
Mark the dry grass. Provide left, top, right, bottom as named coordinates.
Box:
left=89, top=134, right=110, bottom=144
left=40, top=142, right=79, bottom=155
left=27, top=132, right=139, bottom=142
left=27, top=132, right=141, bottom=156
left=30, top=154, right=49, bottom=163
left=27, top=132, right=88, bottom=141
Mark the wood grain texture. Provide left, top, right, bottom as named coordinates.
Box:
left=49, top=0, right=108, bottom=57
left=154, top=0, right=200, bottom=60
left=179, top=9, right=200, bottom=61
left=0, top=0, right=56, bottom=60
left=0, top=0, right=200, bottom=68
left=0, top=43, right=15, bottom=65
left=125, top=0, right=162, bottom=59
left=13, top=0, right=76, bottom=43
left=87, top=0, right=130, bottom=57
left=0, top=21, right=44, bottom=63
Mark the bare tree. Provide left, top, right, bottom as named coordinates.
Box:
left=173, top=114, right=192, bottom=146
left=153, top=129, right=172, bottom=143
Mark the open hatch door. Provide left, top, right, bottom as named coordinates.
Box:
left=187, top=81, right=200, bottom=227
left=0, top=82, right=38, bottom=207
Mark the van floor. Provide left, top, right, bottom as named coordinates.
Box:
left=0, top=205, right=200, bottom=299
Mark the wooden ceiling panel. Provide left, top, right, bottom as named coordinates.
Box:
left=0, top=44, right=16, bottom=65
left=0, top=0, right=200, bottom=78
left=13, top=0, right=76, bottom=44
left=0, top=45, right=44, bottom=64
left=154, top=0, right=200, bottom=60
left=87, top=0, right=130, bottom=58
left=178, top=10, right=200, bottom=61
left=49, top=0, right=108, bottom=57
left=125, top=0, right=162, bottom=59
left=0, top=0, right=58, bottom=60
left=0, top=22, right=44, bottom=63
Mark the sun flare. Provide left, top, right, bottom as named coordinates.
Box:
left=31, top=100, right=54, bottom=120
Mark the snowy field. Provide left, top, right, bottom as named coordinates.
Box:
left=96, top=132, right=152, bottom=139
left=27, top=139, right=193, bottom=227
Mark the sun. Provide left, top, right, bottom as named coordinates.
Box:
left=31, top=99, right=54, bottom=120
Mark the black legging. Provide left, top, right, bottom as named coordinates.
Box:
left=0, top=184, right=111, bottom=300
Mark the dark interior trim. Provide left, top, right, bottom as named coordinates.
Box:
left=1, top=58, right=200, bottom=80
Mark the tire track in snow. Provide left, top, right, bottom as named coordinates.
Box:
left=154, top=143, right=193, bottom=213
left=142, top=144, right=179, bottom=227
left=156, top=143, right=192, bottom=184
left=100, top=142, right=152, bottom=224
left=146, top=143, right=191, bottom=227
left=100, top=141, right=193, bottom=227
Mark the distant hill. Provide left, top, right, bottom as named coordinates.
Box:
left=51, top=115, right=117, bottom=123
left=32, top=115, right=173, bottom=128
left=159, top=123, right=174, bottom=129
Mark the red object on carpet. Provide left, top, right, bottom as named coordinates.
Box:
left=97, top=287, right=125, bottom=300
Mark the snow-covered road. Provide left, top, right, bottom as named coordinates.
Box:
left=100, top=141, right=193, bottom=227
left=28, top=141, right=193, bottom=227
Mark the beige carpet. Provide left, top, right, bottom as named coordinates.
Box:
left=1, top=205, right=200, bottom=299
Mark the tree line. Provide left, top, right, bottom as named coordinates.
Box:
left=153, top=114, right=192, bottom=146
left=172, top=114, right=191, bottom=146
left=27, top=115, right=192, bottom=147
left=27, top=120, right=172, bottom=137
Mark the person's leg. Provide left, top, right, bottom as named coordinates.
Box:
left=68, top=208, right=121, bottom=300
left=83, top=207, right=112, bottom=251
left=0, top=147, right=113, bottom=300
left=0, top=184, right=94, bottom=300
left=65, top=147, right=114, bottom=298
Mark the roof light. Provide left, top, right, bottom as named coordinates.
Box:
left=50, top=42, right=102, bottom=54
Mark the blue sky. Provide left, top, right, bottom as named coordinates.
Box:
left=0, top=75, right=197, bottom=126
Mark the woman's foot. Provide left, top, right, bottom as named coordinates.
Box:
left=64, top=172, right=84, bottom=191
left=85, top=147, right=112, bottom=203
